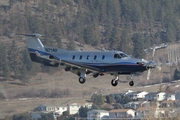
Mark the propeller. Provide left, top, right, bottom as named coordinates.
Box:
left=147, top=47, right=161, bottom=80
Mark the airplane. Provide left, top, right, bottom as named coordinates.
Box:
left=19, top=33, right=156, bottom=87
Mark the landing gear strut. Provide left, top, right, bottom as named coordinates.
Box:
left=78, top=69, right=86, bottom=84
left=129, top=74, right=134, bottom=86
left=111, top=75, right=119, bottom=86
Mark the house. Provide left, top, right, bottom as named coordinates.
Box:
left=68, top=102, right=92, bottom=115
left=160, top=100, right=179, bottom=108
left=154, top=108, right=167, bottom=118
left=135, top=106, right=168, bottom=119
left=145, top=92, right=166, bottom=101
left=125, top=90, right=134, bottom=95
left=136, top=91, right=149, bottom=99
left=125, top=91, right=139, bottom=100
left=124, top=101, right=150, bottom=110
left=145, top=92, right=158, bottom=101
left=34, top=104, right=67, bottom=115
left=109, top=109, right=135, bottom=118
left=166, top=93, right=176, bottom=100
left=125, top=91, right=148, bottom=100
left=87, top=110, right=109, bottom=120
left=156, top=92, right=166, bottom=101
left=135, top=107, right=155, bottom=119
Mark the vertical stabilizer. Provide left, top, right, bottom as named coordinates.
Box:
left=22, top=33, right=45, bottom=63
left=24, top=33, right=45, bottom=52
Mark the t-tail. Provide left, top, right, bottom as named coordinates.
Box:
left=22, top=33, right=45, bottom=63
left=21, top=33, right=60, bottom=67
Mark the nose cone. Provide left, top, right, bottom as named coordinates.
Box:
left=148, top=61, right=156, bottom=69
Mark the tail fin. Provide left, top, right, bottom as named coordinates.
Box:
left=20, top=33, right=45, bottom=63
left=23, top=33, right=45, bottom=52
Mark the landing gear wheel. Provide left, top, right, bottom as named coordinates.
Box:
left=79, top=77, right=86, bottom=84
left=111, top=79, right=118, bottom=86
left=129, top=81, right=134, bottom=86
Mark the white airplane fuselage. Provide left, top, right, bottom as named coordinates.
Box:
left=22, top=34, right=156, bottom=86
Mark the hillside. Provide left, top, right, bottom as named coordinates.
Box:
left=0, top=0, right=179, bottom=81
left=0, top=0, right=180, bottom=118
left=0, top=0, right=179, bottom=98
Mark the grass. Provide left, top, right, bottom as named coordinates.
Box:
left=0, top=69, right=173, bottom=119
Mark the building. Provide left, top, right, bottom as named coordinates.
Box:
left=137, top=91, right=149, bottom=99
left=109, top=109, right=135, bottom=118
left=125, top=91, right=148, bottom=100
left=87, top=110, right=109, bottom=120
left=34, top=104, right=67, bottom=115
left=145, top=92, right=158, bottom=101
left=166, top=94, right=176, bottom=100
left=68, top=102, right=92, bottom=115
left=156, top=92, right=166, bottom=101
left=135, top=107, right=155, bottom=119
left=160, top=100, right=178, bottom=108
left=145, top=92, right=166, bottom=101
left=124, top=101, right=150, bottom=110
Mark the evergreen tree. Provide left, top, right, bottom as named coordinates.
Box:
left=166, top=23, right=176, bottom=42
left=8, top=40, right=22, bottom=78
left=132, top=33, right=145, bottom=58
left=83, top=25, right=99, bottom=46
left=91, top=94, right=104, bottom=106
left=0, top=43, right=10, bottom=80
left=173, top=69, right=180, bottom=80
left=119, top=27, right=132, bottom=54
left=12, top=113, right=31, bottom=120
left=3, top=55, right=11, bottom=80
left=66, top=39, right=76, bottom=50
left=78, top=106, right=89, bottom=118
left=38, top=113, right=54, bottom=120
left=109, top=27, right=120, bottom=50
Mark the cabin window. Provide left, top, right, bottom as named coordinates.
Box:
left=102, top=55, right=105, bottom=60
left=79, top=55, right=82, bottom=60
left=120, top=53, right=128, bottom=58
left=72, top=55, right=75, bottom=60
left=94, top=55, right=97, bottom=60
left=114, top=54, right=122, bottom=59
left=87, top=55, right=89, bottom=60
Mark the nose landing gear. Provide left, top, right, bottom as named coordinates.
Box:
left=111, top=75, right=119, bottom=86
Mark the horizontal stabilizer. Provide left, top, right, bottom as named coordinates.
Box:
left=17, top=33, right=44, bottom=38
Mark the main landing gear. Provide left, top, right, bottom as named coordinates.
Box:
left=79, top=77, right=86, bottom=84
left=111, top=74, right=134, bottom=87
left=129, top=74, right=134, bottom=86
left=78, top=69, right=86, bottom=84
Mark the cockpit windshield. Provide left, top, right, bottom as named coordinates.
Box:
left=114, top=53, right=129, bottom=59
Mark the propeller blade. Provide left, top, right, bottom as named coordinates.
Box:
left=152, top=48, right=156, bottom=61
left=147, top=69, right=151, bottom=80
left=157, top=66, right=161, bottom=71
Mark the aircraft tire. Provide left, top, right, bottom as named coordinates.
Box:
left=79, top=77, right=86, bottom=84
left=111, top=79, right=118, bottom=86
left=129, top=81, right=134, bottom=86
